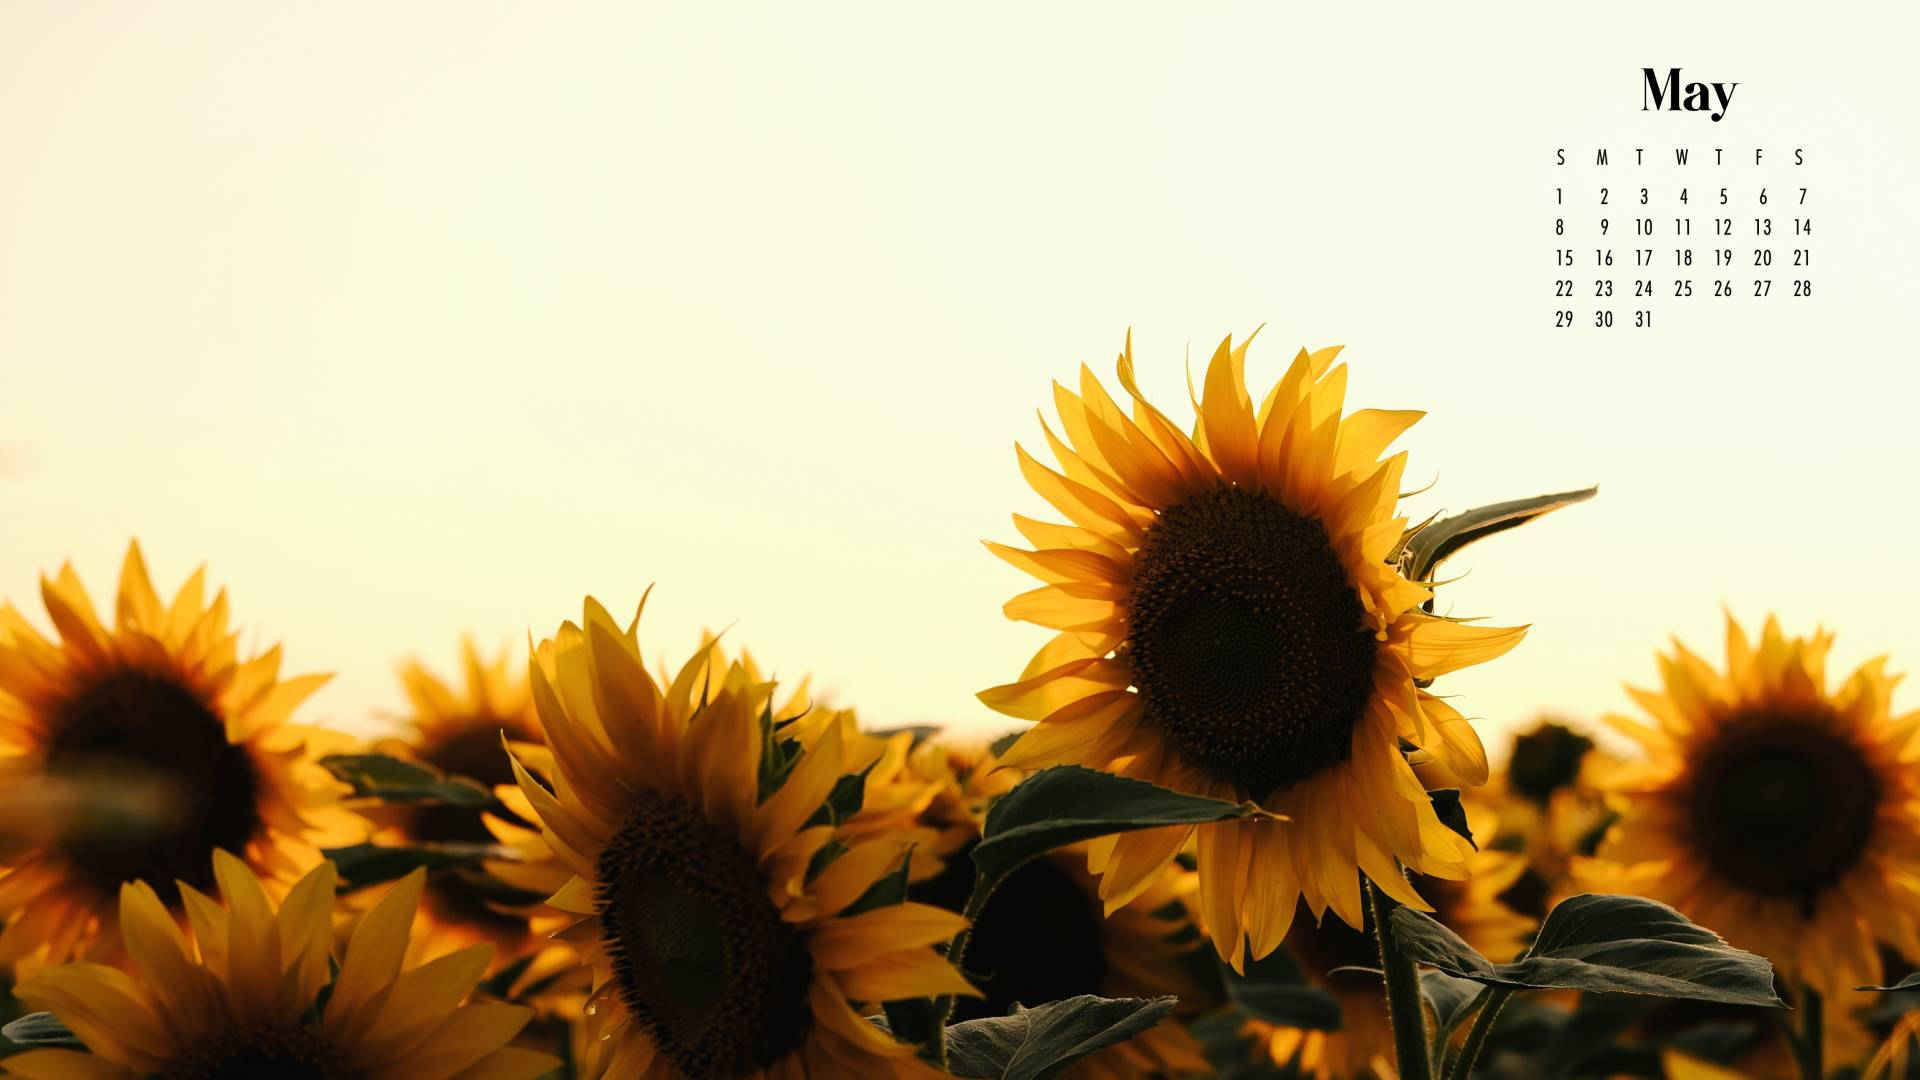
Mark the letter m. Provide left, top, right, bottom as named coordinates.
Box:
left=1643, top=68, right=1678, bottom=112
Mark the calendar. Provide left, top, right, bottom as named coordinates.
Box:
left=1552, top=71, right=1813, bottom=330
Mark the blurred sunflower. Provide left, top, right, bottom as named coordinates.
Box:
left=510, top=597, right=973, bottom=1078
left=3, top=851, right=556, bottom=1079
left=1242, top=902, right=1393, bottom=1080
left=0, top=543, right=364, bottom=966
left=1582, top=614, right=1920, bottom=998
left=1461, top=719, right=1616, bottom=918
left=981, top=332, right=1523, bottom=966
left=367, top=641, right=563, bottom=979
left=908, top=745, right=1213, bottom=1080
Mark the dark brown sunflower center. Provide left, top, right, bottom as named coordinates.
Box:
left=412, top=724, right=528, bottom=937
left=1507, top=722, right=1594, bottom=805
left=1126, top=486, right=1377, bottom=800
left=1685, top=712, right=1882, bottom=907
left=163, top=1022, right=358, bottom=1080
left=913, top=842, right=1105, bottom=1021
left=596, top=790, right=813, bottom=1078
left=44, top=670, right=261, bottom=905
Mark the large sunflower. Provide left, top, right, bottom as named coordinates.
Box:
left=908, top=745, right=1213, bottom=1080
left=0, top=543, right=365, bottom=967
left=3, top=851, right=556, bottom=1079
left=510, top=597, right=974, bottom=1078
left=981, top=332, right=1524, bottom=966
left=1583, top=614, right=1920, bottom=998
left=370, top=641, right=557, bottom=974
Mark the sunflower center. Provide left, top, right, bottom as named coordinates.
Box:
left=44, top=670, right=261, bottom=905
left=163, top=1022, right=358, bottom=1080
left=1507, top=722, right=1594, bottom=804
left=1685, top=712, right=1882, bottom=906
left=913, top=842, right=1105, bottom=1020
left=412, top=724, right=528, bottom=937
left=1126, top=486, right=1378, bottom=800
left=596, top=790, right=814, bottom=1078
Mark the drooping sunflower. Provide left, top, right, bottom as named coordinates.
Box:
left=0, top=543, right=365, bottom=967
left=510, top=597, right=974, bottom=1078
left=3, top=851, right=557, bottom=1079
left=367, top=641, right=562, bottom=976
left=1582, top=613, right=1920, bottom=998
left=981, top=331, right=1525, bottom=966
left=908, top=744, right=1214, bottom=1080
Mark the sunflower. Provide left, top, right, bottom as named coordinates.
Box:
left=510, top=597, right=974, bottom=1078
left=981, top=331, right=1524, bottom=967
left=2, top=851, right=557, bottom=1079
left=0, top=543, right=365, bottom=967
left=1582, top=613, right=1920, bottom=999
left=1464, top=719, right=1616, bottom=919
left=908, top=744, right=1213, bottom=1080
left=367, top=641, right=563, bottom=978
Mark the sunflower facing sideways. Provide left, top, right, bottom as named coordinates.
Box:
left=509, top=597, right=975, bottom=1079
left=981, top=331, right=1525, bottom=967
left=2, top=851, right=556, bottom=1079
left=1582, top=614, right=1920, bottom=1001
left=0, top=543, right=365, bottom=967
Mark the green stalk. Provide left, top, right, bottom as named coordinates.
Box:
left=1799, top=984, right=1823, bottom=1080
left=926, top=872, right=993, bottom=1070
left=1443, top=987, right=1513, bottom=1080
left=1368, top=877, right=1434, bottom=1080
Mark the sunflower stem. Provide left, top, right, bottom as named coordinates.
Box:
left=925, top=872, right=994, bottom=1070
left=1799, top=984, right=1823, bottom=1080
left=1442, top=987, right=1512, bottom=1080
left=1368, top=876, right=1435, bottom=1080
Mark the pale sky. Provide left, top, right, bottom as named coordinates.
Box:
left=2, top=2, right=1916, bottom=749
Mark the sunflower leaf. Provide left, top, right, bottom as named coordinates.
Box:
left=972, top=766, right=1263, bottom=910
left=324, top=841, right=506, bottom=890
left=1390, top=894, right=1783, bottom=1007
left=941, top=994, right=1178, bottom=1080
left=1422, top=969, right=1489, bottom=1041
left=320, top=753, right=495, bottom=808
left=0, top=1012, right=83, bottom=1049
left=1399, top=486, right=1597, bottom=581
left=1857, top=972, right=1920, bottom=991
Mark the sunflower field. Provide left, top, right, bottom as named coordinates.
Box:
left=2, top=331, right=1918, bottom=1080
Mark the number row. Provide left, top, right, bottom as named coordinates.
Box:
left=1556, top=187, right=1807, bottom=206
left=1555, top=279, right=1812, bottom=299
left=1557, top=249, right=1810, bottom=267
left=1556, top=218, right=1809, bottom=237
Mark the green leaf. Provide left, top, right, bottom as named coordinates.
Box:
left=1389, top=893, right=1783, bottom=1007
left=1856, top=972, right=1920, bottom=991
left=320, top=753, right=494, bottom=807
left=973, top=766, right=1263, bottom=908
left=324, top=841, right=504, bottom=890
left=943, top=995, right=1178, bottom=1080
left=0, top=1012, right=83, bottom=1049
left=1421, top=969, right=1487, bottom=1042
left=1428, top=789, right=1475, bottom=849
left=1400, top=486, right=1597, bottom=581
